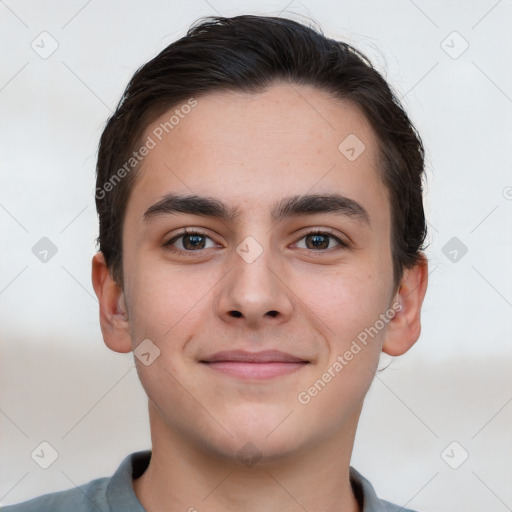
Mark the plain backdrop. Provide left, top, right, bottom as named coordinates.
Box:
left=1, top=1, right=511, bottom=510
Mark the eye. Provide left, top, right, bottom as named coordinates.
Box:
left=164, top=229, right=217, bottom=252
left=294, top=231, right=347, bottom=251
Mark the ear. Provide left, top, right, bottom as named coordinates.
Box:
left=382, top=255, right=428, bottom=356
left=91, top=251, right=132, bottom=354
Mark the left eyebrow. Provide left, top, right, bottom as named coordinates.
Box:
left=272, top=193, right=370, bottom=225
left=143, top=193, right=370, bottom=226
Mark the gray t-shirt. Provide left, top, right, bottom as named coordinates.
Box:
left=3, top=451, right=418, bottom=511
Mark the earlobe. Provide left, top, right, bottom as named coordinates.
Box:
left=91, top=252, right=132, bottom=354
left=382, top=255, right=428, bottom=356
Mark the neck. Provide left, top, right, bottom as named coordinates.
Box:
left=133, top=402, right=361, bottom=512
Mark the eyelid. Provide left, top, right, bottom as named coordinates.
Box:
left=167, top=227, right=209, bottom=239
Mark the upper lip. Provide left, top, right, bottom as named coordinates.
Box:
left=201, top=350, right=308, bottom=363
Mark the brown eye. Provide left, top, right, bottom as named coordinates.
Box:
left=181, top=233, right=206, bottom=250
left=164, top=231, right=216, bottom=252
left=295, top=231, right=347, bottom=251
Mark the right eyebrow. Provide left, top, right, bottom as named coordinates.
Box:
left=143, top=194, right=240, bottom=223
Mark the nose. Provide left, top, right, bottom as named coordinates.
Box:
left=215, top=246, right=294, bottom=329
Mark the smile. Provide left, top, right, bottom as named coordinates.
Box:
left=200, top=350, right=310, bottom=380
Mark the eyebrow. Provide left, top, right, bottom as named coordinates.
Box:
left=143, top=193, right=370, bottom=226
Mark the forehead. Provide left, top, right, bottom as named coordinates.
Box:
left=125, top=83, right=388, bottom=227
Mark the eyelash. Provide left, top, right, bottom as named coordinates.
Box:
left=163, top=228, right=348, bottom=254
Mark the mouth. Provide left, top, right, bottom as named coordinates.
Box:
left=200, top=350, right=310, bottom=380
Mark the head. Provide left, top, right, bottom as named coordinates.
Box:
left=92, top=15, right=428, bottom=463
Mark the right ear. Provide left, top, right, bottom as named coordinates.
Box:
left=91, top=252, right=132, bottom=353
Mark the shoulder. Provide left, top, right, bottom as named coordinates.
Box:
left=349, top=466, right=419, bottom=512
left=2, top=451, right=151, bottom=512
left=1, top=476, right=111, bottom=512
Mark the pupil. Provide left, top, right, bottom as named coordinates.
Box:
left=185, top=235, right=204, bottom=249
left=308, top=234, right=328, bottom=250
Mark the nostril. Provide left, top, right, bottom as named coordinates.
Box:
left=230, top=310, right=242, bottom=318
left=266, top=310, right=278, bottom=317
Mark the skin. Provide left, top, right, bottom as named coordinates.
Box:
left=92, top=83, right=428, bottom=512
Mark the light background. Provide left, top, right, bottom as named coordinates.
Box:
left=1, top=0, right=511, bottom=510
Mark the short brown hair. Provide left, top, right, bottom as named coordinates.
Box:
left=95, top=15, right=427, bottom=289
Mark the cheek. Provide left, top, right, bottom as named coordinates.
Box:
left=291, top=270, right=391, bottom=432
left=125, top=262, right=221, bottom=347
left=292, top=263, right=393, bottom=346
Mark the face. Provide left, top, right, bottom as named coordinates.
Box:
left=115, top=84, right=400, bottom=460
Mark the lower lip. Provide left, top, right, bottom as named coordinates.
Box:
left=203, top=361, right=307, bottom=379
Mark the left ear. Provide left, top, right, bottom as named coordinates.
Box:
left=382, top=255, right=428, bottom=356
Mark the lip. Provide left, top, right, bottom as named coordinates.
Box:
left=201, top=350, right=309, bottom=380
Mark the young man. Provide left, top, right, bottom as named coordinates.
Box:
left=5, top=14, right=428, bottom=512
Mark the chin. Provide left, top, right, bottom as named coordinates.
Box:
left=207, top=433, right=305, bottom=469
left=203, top=410, right=308, bottom=464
